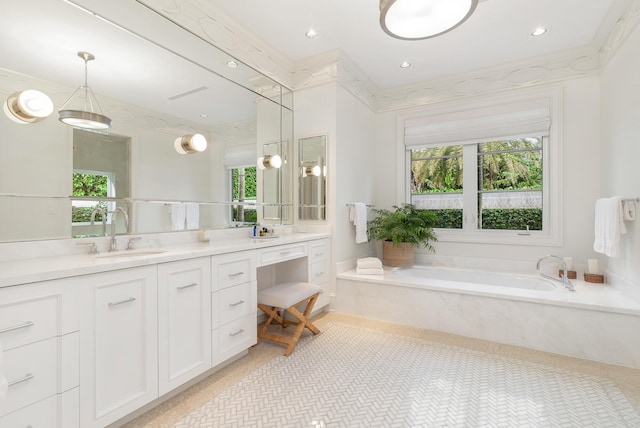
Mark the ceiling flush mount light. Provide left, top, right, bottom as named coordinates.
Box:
left=58, top=51, right=111, bottom=130
left=174, top=134, right=208, bottom=155
left=379, top=0, right=478, bottom=40
left=257, top=154, right=282, bottom=170
left=400, top=61, right=412, bottom=68
left=3, top=89, right=54, bottom=124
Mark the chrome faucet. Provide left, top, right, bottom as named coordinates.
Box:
left=109, top=207, right=129, bottom=252
left=536, top=255, right=574, bottom=291
left=90, top=207, right=107, bottom=236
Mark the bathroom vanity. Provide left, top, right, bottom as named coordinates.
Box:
left=0, top=232, right=330, bottom=427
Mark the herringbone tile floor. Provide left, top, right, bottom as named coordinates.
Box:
left=121, top=313, right=640, bottom=428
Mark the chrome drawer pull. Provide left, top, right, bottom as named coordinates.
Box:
left=279, top=251, right=290, bottom=256
left=315, top=272, right=324, bottom=276
left=315, top=252, right=324, bottom=257
left=229, top=328, right=245, bottom=337
left=0, top=321, right=34, bottom=334
left=108, top=297, right=136, bottom=307
left=8, top=373, right=33, bottom=387
left=229, top=300, right=245, bottom=307
left=177, top=282, right=198, bottom=291
left=228, top=272, right=244, bottom=277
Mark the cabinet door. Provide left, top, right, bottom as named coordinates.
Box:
left=79, top=266, right=158, bottom=428
left=158, top=257, right=211, bottom=395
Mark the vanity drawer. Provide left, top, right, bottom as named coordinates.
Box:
left=217, top=314, right=256, bottom=361
left=218, top=281, right=256, bottom=324
left=0, top=294, right=58, bottom=351
left=0, top=387, right=79, bottom=428
left=257, top=243, right=307, bottom=267
left=1, top=337, right=57, bottom=417
left=212, top=251, right=256, bottom=290
left=309, top=260, right=330, bottom=285
left=308, top=239, right=329, bottom=264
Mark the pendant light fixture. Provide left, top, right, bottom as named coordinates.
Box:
left=174, top=133, right=208, bottom=154
left=379, top=0, right=477, bottom=40
left=3, top=89, right=53, bottom=124
left=58, top=51, right=111, bottom=130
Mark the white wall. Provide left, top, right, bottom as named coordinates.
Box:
left=373, top=77, right=603, bottom=270
left=601, top=21, right=640, bottom=286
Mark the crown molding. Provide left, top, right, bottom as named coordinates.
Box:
left=598, top=0, right=640, bottom=68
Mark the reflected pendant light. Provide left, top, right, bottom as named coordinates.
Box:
left=379, top=0, right=478, bottom=40
left=3, top=89, right=54, bottom=124
left=58, top=51, right=111, bottom=130
left=174, top=133, right=208, bottom=154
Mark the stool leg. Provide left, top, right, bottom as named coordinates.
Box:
left=283, top=294, right=320, bottom=356
left=257, top=304, right=278, bottom=341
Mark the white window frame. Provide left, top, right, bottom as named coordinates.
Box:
left=396, top=87, right=563, bottom=247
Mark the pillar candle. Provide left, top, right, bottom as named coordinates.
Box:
left=587, top=258, right=599, bottom=274
left=562, top=257, right=573, bottom=271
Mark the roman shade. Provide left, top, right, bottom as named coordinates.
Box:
left=223, top=144, right=257, bottom=168
left=404, top=98, right=551, bottom=148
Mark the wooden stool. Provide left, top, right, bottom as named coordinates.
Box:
left=257, top=281, right=322, bottom=356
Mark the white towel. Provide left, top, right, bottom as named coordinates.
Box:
left=170, top=203, right=186, bottom=230
left=357, top=257, right=382, bottom=269
left=356, top=267, right=384, bottom=275
left=0, top=338, right=7, bottom=401
left=351, top=202, right=368, bottom=244
left=623, top=200, right=636, bottom=221
left=593, top=197, right=626, bottom=258
left=186, top=203, right=200, bottom=229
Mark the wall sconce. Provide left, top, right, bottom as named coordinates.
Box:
left=257, top=154, right=282, bottom=169
left=3, top=89, right=53, bottom=124
left=302, top=164, right=321, bottom=177
left=58, top=51, right=112, bottom=130
left=174, top=133, right=208, bottom=154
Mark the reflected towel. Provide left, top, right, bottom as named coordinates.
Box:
left=170, top=203, right=186, bottom=230
left=351, top=202, right=368, bottom=244
left=356, top=267, right=384, bottom=275
left=186, top=203, right=200, bottom=229
left=623, top=200, right=636, bottom=221
left=593, top=197, right=626, bottom=258
left=357, top=257, right=382, bottom=269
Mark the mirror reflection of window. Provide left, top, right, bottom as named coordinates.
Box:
left=298, top=135, right=327, bottom=221
left=231, top=166, right=257, bottom=224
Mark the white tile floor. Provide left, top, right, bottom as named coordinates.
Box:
left=123, top=313, right=640, bottom=428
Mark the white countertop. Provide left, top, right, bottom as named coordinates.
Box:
left=0, top=232, right=330, bottom=288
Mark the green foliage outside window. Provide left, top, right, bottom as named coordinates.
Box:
left=72, top=172, right=108, bottom=223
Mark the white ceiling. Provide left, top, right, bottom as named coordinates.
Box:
left=210, top=0, right=621, bottom=90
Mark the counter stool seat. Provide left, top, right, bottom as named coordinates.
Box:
left=257, top=281, right=322, bottom=356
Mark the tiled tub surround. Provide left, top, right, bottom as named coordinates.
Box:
left=336, top=263, right=640, bottom=369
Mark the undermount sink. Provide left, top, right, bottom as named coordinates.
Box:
left=94, top=248, right=168, bottom=259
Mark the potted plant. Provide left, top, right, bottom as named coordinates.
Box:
left=367, top=204, right=438, bottom=267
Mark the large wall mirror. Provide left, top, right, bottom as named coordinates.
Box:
left=0, top=0, right=293, bottom=243
left=298, top=135, right=327, bottom=221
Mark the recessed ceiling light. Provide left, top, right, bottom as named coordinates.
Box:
left=400, top=61, right=411, bottom=68
left=531, top=26, right=548, bottom=37
left=200, top=113, right=208, bottom=118
left=227, top=60, right=238, bottom=68
left=305, top=28, right=319, bottom=39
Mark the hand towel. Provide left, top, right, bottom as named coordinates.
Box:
left=357, top=257, right=382, bottom=269
left=623, top=200, right=636, bottom=221
left=593, top=197, right=626, bottom=258
left=352, top=202, right=368, bottom=244
left=186, top=203, right=200, bottom=229
left=170, top=203, right=186, bottom=231
left=356, top=267, right=384, bottom=275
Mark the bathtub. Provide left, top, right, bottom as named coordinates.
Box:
left=335, top=264, right=640, bottom=368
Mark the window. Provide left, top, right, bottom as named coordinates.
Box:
left=71, top=169, right=115, bottom=224
left=410, top=138, right=543, bottom=232
left=230, top=166, right=257, bottom=224
left=401, top=90, right=561, bottom=245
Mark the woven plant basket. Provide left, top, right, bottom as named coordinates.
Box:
left=382, top=241, right=415, bottom=267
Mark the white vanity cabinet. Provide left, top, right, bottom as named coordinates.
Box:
left=308, top=238, right=331, bottom=309
left=211, top=250, right=257, bottom=365
left=157, top=257, right=211, bottom=395
left=0, top=277, right=80, bottom=428
left=78, top=266, right=158, bottom=428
